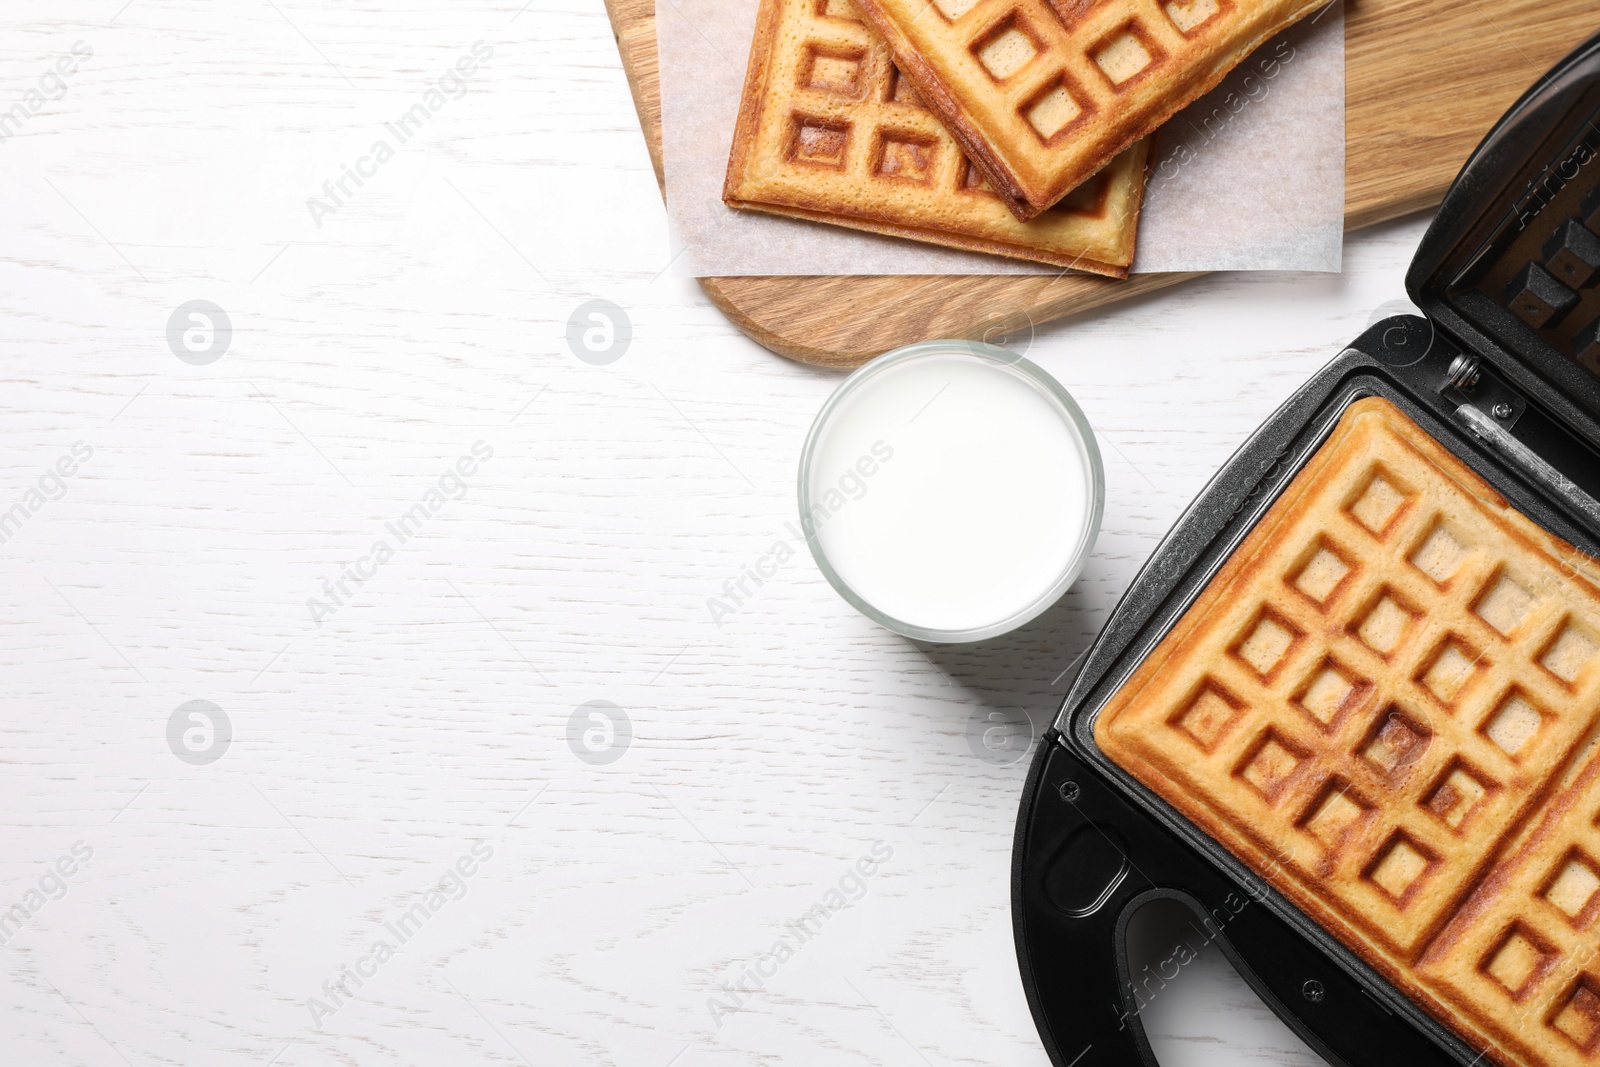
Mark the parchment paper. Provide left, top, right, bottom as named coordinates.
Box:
left=660, top=0, right=1345, bottom=275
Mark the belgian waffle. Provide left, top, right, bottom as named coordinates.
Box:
left=723, top=0, right=1149, bottom=276
left=1096, top=397, right=1600, bottom=1067
left=851, top=0, right=1324, bottom=219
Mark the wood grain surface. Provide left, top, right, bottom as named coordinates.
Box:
left=0, top=0, right=1538, bottom=1064
left=609, top=0, right=1599, bottom=368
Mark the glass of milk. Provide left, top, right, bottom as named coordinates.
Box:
left=799, top=340, right=1104, bottom=643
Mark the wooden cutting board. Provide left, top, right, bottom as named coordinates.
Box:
left=607, top=0, right=1597, bottom=368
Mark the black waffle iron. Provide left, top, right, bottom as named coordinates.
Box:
left=1013, top=28, right=1600, bottom=1067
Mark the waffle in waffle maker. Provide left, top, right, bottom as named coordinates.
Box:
left=1013, top=27, right=1600, bottom=1067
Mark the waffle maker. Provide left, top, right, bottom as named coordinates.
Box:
left=1013, top=28, right=1600, bottom=1067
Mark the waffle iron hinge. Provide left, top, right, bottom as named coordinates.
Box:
left=1440, top=355, right=1528, bottom=429
left=1440, top=355, right=1600, bottom=528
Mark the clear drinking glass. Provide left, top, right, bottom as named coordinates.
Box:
left=797, top=340, right=1106, bottom=643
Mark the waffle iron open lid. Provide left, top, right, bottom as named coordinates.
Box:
left=1012, top=26, right=1600, bottom=1067
left=1407, top=29, right=1600, bottom=448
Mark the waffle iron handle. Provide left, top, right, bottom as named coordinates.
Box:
left=1013, top=739, right=1161, bottom=1067
left=1015, top=739, right=1463, bottom=1067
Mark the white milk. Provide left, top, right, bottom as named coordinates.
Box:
left=803, top=347, right=1101, bottom=640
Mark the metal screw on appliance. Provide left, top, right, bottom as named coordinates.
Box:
left=1492, top=402, right=1514, bottom=419
left=1302, top=979, right=1326, bottom=1003
left=1058, top=780, right=1081, bottom=803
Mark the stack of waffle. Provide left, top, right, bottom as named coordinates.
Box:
left=723, top=0, right=1326, bottom=276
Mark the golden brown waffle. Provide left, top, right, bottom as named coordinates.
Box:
left=1097, top=397, right=1600, bottom=1067
left=851, top=0, right=1325, bottom=219
left=723, top=0, right=1149, bottom=276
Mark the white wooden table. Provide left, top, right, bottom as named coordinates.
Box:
left=0, top=2, right=1432, bottom=1064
